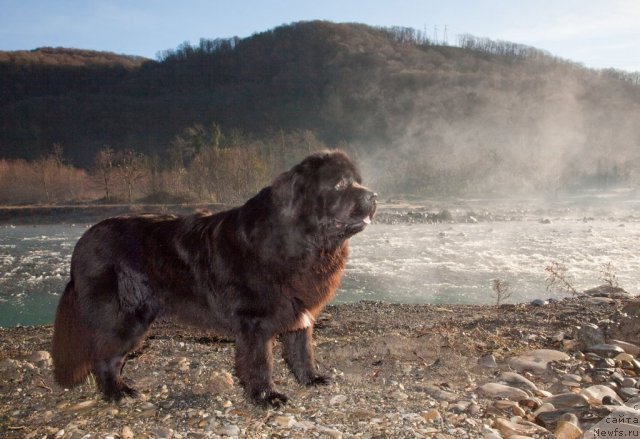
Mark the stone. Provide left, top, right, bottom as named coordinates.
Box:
left=626, top=395, right=640, bottom=409
left=508, top=349, right=570, bottom=375
left=531, top=299, right=548, bottom=307
left=555, top=421, right=583, bottom=439
left=207, top=371, right=234, bottom=393
left=587, top=344, right=626, bottom=358
left=216, top=425, right=240, bottom=437
left=623, top=302, right=640, bottom=317
left=481, top=425, right=502, bottom=439
left=274, top=415, right=296, bottom=428
left=479, top=383, right=529, bottom=401
left=494, top=417, right=550, bottom=437
left=150, top=426, right=173, bottom=439
left=498, top=372, right=539, bottom=393
left=543, top=393, right=590, bottom=409
left=581, top=385, right=624, bottom=405
left=616, top=353, right=636, bottom=364
left=421, top=409, right=442, bottom=423
left=29, top=351, right=52, bottom=367
left=478, top=354, right=498, bottom=368
left=121, top=426, right=134, bottom=439
left=619, top=387, right=640, bottom=399
left=583, top=285, right=629, bottom=298
left=577, top=323, right=606, bottom=347
left=610, top=340, right=640, bottom=356
left=623, top=378, right=638, bottom=388
left=329, top=395, right=348, bottom=405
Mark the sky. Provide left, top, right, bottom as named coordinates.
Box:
left=1, top=0, right=639, bottom=72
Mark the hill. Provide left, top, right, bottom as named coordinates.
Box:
left=1, top=21, right=640, bottom=197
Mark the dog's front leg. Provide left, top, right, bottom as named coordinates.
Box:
left=235, top=332, right=287, bottom=407
left=282, top=326, right=329, bottom=386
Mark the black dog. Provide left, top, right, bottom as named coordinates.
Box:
left=52, top=150, right=376, bottom=406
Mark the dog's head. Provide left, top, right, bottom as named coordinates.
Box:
left=273, top=150, right=377, bottom=239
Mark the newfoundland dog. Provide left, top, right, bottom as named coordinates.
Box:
left=52, top=150, right=377, bottom=406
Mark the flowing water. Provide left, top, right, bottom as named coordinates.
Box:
left=1, top=215, right=639, bottom=327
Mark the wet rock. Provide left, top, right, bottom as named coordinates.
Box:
left=478, top=383, right=529, bottom=401
left=509, top=349, right=570, bottom=375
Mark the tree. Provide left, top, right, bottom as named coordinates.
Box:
left=116, top=149, right=148, bottom=203
left=95, top=147, right=115, bottom=200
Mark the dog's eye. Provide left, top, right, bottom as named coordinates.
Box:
left=334, top=179, right=349, bottom=191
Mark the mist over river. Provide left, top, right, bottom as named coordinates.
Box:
left=1, top=206, right=639, bottom=327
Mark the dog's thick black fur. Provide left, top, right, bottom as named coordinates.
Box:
left=52, top=150, right=376, bottom=406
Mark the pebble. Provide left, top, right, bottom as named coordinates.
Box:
left=615, top=353, right=636, bottom=364
left=494, top=417, right=549, bottom=437
left=216, top=424, right=240, bottom=437
left=498, top=372, right=539, bottom=393
left=330, top=394, right=348, bottom=405
left=555, top=420, right=583, bottom=439
left=478, top=383, right=529, bottom=401
left=150, top=426, right=173, bottom=439
left=581, top=385, right=624, bottom=405
left=29, top=350, right=52, bottom=368
left=577, top=323, right=605, bottom=347
left=610, top=340, right=640, bottom=356
left=421, top=409, right=442, bottom=423
left=587, top=344, right=625, bottom=358
left=543, top=393, right=590, bottom=409
left=121, top=426, right=134, bottom=439
left=274, top=415, right=296, bottom=428
left=207, top=370, right=234, bottom=393
left=477, top=354, right=498, bottom=368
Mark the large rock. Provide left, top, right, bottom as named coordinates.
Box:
left=543, top=393, right=590, bottom=409
left=508, top=349, right=570, bottom=375
left=609, top=340, right=640, bottom=356
left=581, top=385, right=624, bottom=405
left=498, top=372, right=539, bottom=393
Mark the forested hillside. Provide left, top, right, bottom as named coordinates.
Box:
left=1, top=21, right=640, bottom=202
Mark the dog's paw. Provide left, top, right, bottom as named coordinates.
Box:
left=306, top=374, right=330, bottom=386
left=253, top=389, right=288, bottom=408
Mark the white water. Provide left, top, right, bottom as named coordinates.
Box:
left=1, top=216, right=639, bottom=326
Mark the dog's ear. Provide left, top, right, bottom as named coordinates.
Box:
left=272, top=170, right=303, bottom=218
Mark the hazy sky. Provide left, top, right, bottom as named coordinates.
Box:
left=1, top=0, right=639, bottom=71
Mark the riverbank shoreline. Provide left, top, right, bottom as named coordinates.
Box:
left=1, top=294, right=639, bottom=438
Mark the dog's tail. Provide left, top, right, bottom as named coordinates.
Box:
left=52, top=280, right=92, bottom=387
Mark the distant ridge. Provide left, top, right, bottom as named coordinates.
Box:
left=1, top=20, right=639, bottom=195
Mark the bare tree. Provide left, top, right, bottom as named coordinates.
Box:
left=116, top=149, right=148, bottom=203
left=95, top=147, right=115, bottom=200
left=491, top=279, right=512, bottom=307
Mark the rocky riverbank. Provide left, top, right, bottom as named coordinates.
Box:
left=1, top=289, right=640, bottom=438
